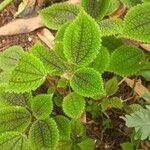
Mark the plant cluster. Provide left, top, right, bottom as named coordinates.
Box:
left=0, top=0, right=150, bottom=149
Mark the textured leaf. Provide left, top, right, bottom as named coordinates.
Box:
left=121, top=142, right=134, bottom=150
left=101, top=98, right=110, bottom=112
left=99, top=18, right=123, bottom=36
left=39, top=3, right=81, bottom=30
left=109, top=46, right=145, bottom=76
left=54, top=115, right=71, bottom=141
left=122, top=105, right=150, bottom=140
left=70, top=68, right=105, bottom=97
left=0, top=71, right=11, bottom=86
left=120, top=0, right=142, bottom=8
left=78, top=138, right=95, bottom=150
left=29, top=118, right=59, bottom=149
left=0, top=106, right=31, bottom=133
left=0, top=132, right=28, bottom=150
left=110, top=97, right=123, bottom=109
left=123, top=3, right=150, bottom=43
left=107, top=0, right=120, bottom=15
left=102, top=36, right=123, bottom=53
left=0, top=91, right=32, bottom=107
left=0, top=46, right=24, bottom=71
left=81, top=0, right=111, bottom=20
left=62, top=92, right=85, bottom=118
left=57, top=141, right=72, bottom=150
left=64, top=10, right=102, bottom=67
left=89, top=46, right=110, bottom=74
left=31, top=94, right=53, bottom=119
left=105, top=77, right=118, bottom=96
left=7, top=53, right=47, bottom=93
left=30, top=43, right=68, bottom=74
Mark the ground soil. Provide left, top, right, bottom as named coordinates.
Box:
left=0, top=1, right=150, bottom=150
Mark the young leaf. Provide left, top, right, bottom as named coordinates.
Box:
left=105, top=77, right=118, bottom=96
left=89, top=46, right=110, bottom=74
left=121, top=105, right=150, bottom=140
left=81, top=0, right=111, bottom=20
left=78, top=138, right=95, bottom=150
left=123, top=3, right=150, bottom=43
left=70, top=68, right=105, bottom=97
left=121, top=142, right=134, bottom=150
left=0, top=46, right=24, bottom=71
left=120, top=0, right=142, bottom=8
left=31, top=94, right=53, bottom=120
left=0, top=91, right=31, bottom=107
left=64, top=10, right=102, bottom=67
left=0, top=132, right=28, bottom=149
left=0, top=106, right=31, bottom=133
left=7, top=53, right=47, bottom=93
left=54, top=115, right=71, bottom=141
left=99, top=18, right=123, bottom=36
left=30, top=43, right=68, bottom=74
left=109, top=46, right=145, bottom=76
left=62, top=92, right=85, bottom=118
left=29, top=118, right=59, bottom=149
left=39, top=3, right=81, bottom=30
left=110, top=97, right=123, bottom=109
left=101, top=98, right=110, bottom=112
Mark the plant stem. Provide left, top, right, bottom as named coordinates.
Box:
left=0, top=0, right=12, bottom=12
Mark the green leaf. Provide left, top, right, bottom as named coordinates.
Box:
left=29, top=118, right=59, bottom=150
left=64, top=10, right=102, bottom=67
left=0, top=91, right=32, bottom=107
left=89, top=46, right=110, bottom=74
left=78, top=138, right=95, bottom=150
left=0, top=71, right=11, bottom=86
left=54, top=95, right=63, bottom=107
left=7, top=53, right=47, bottom=93
left=105, top=77, right=118, bottom=96
left=102, top=36, right=123, bottom=53
left=70, top=68, right=104, bottom=97
left=120, top=0, right=142, bottom=8
left=71, top=119, right=85, bottom=139
left=121, top=105, right=150, bottom=140
left=123, top=3, right=150, bottom=43
left=31, top=94, right=53, bottom=120
left=54, top=115, right=71, bottom=141
left=30, top=43, right=68, bottom=74
left=99, top=18, right=123, bottom=36
left=101, top=98, right=110, bottom=112
left=109, top=46, right=145, bottom=76
left=110, top=97, right=123, bottom=109
left=81, top=0, right=111, bottom=20
left=57, top=141, right=72, bottom=150
left=0, top=132, right=29, bottom=150
left=0, top=46, right=24, bottom=71
left=107, top=0, right=120, bottom=15
left=39, top=3, right=81, bottom=30
left=62, top=92, right=85, bottom=118
left=0, top=106, right=31, bottom=133
left=121, top=142, right=134, bottom=150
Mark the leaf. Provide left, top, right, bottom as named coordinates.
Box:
left=123, top=3, right=150, bottom=43
left=64, top=10, right=102, bottom=67
left=30, top=43, right=68, bottom=74
left=70, top=68, right=105, bottom=97
left=54, top=115, right=71, bottom=141
left=0, top=91, right=32, bottom=107
left=0, top=106, right=31, bottom=133
left=105, top=77, right=118, bottom=96
left=121, top=142, right=134, bottom=150
left=78, top=138, right=95, bottom=150
left=0, top=46, right=24, bottom=71
left=7, top=53, right=47, bottom=93
left=102, top=36, right=123, bottom=53
left=121, top=105, right=150, bottom=140
left=101, top=98, right=110, bottom=112
left=110, top=97, right=123, bottom=109
left=89, top=46, right=110, bottom=74
left=57, top=141, right=72, bottom=150
left=81, top=0, right=111, bottom=20
left=62, top=92, right=85, bottom=118
left=0, top=16, right=44, bottom=36
left=120, top=0, right=142, bottom=8
left=107, top=0, right=120, bottom=15
left=0, top=71, right=11, bottom=86
left=99, top=18, right=123, bottom=36
left=71, top=119, right=85, bottom=139
left=0, top=132, right=29, bottom=149
left=31, top=94, right=53, bottom=119
left=29, top=118, right=59, bottom=150
left=109, top=46, right=145, bottom=76
left=39, top=3, right=81, bottom=30
left=54, top=95, right=63, bottom=107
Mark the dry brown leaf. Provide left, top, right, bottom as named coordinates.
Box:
left=80, top=112, right=87, bottom=124
left=124, top=77, right=150, bottom=102
left=0, top=16, right=44, bottom=36
left=67, top=0, right=80, bottom=4
left=140, top=44, right=150, bottom=52
left=37, top=28, right=55, bottom=49
left=110, top=4, right=127, bottom=18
